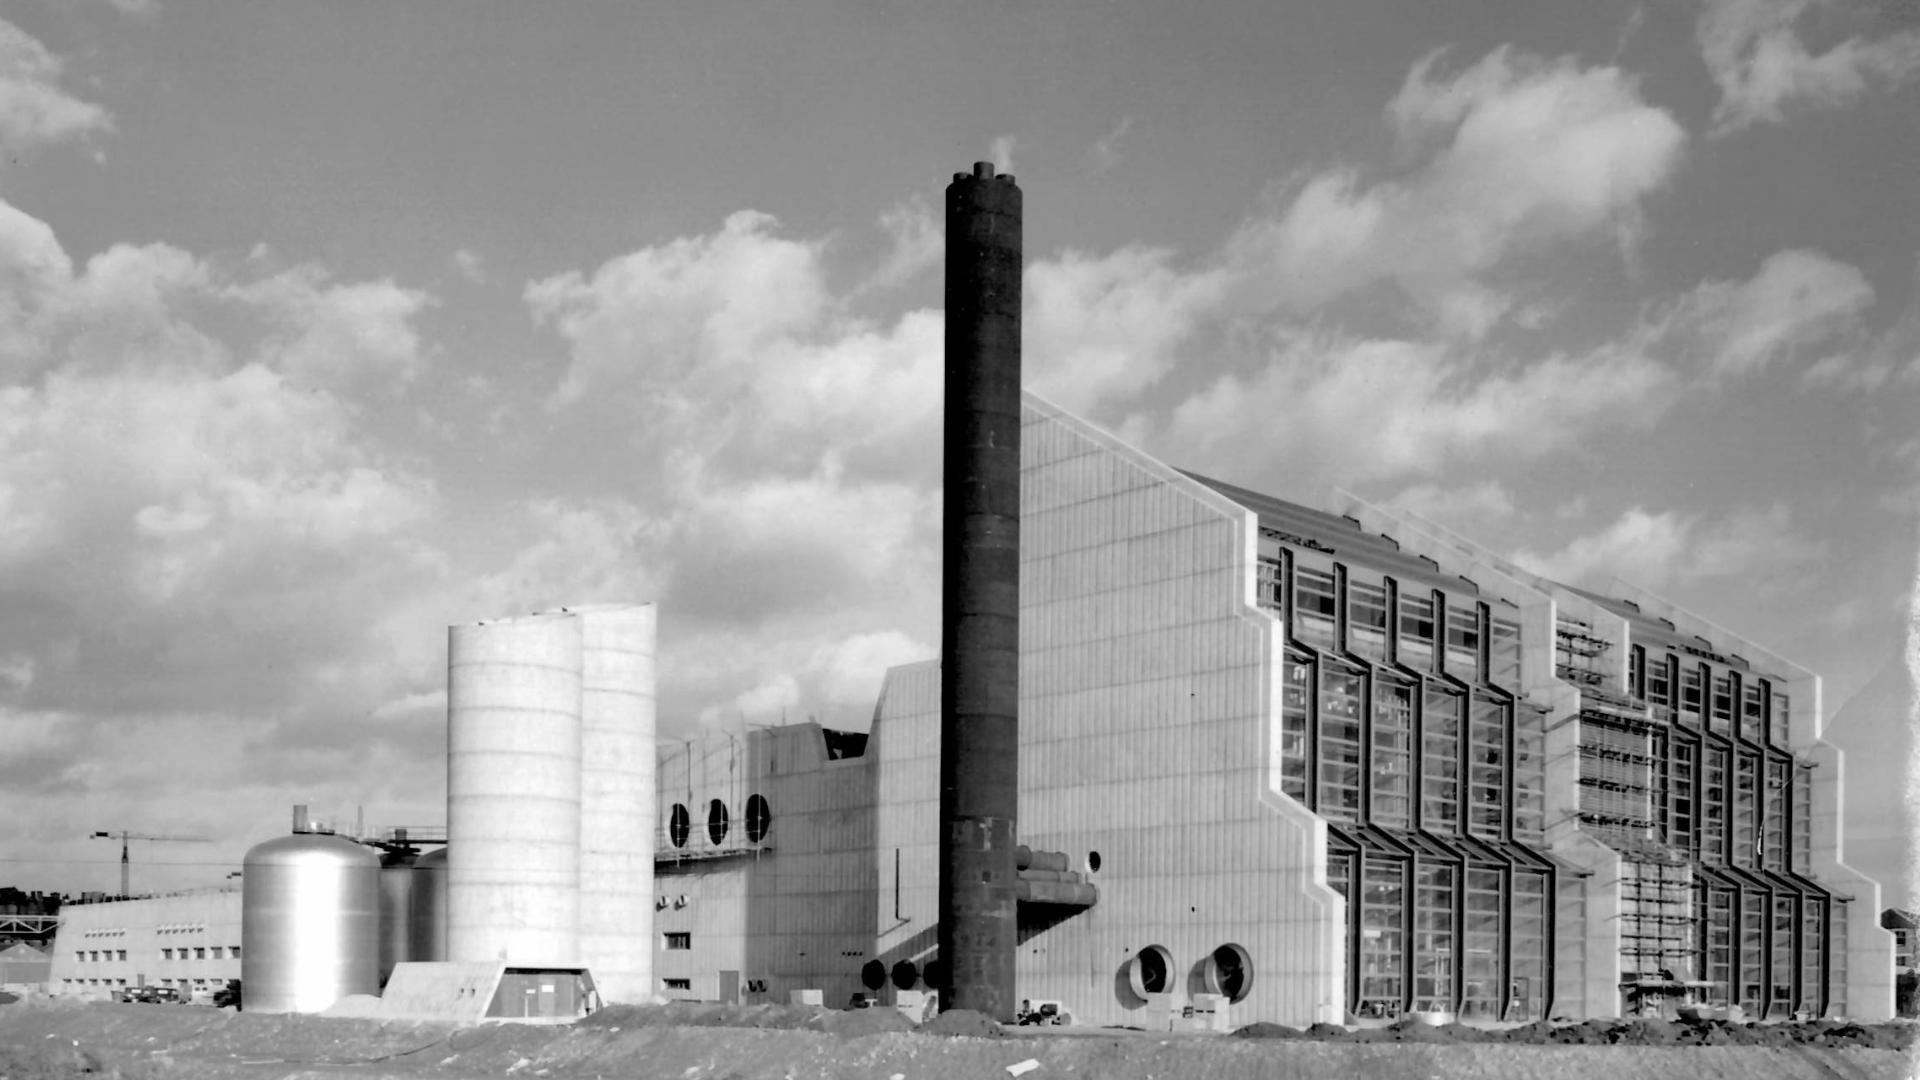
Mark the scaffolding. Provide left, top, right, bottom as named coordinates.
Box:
left=1555, top=618, right=1610, bottom=688
left=1576, top=716, right=1657, bottom=844
left=1618, top=856, right=1704, bottom=1016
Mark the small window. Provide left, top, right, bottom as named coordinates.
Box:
left=708, top=799, right=730, bottom=844
left=664, top=932, right=691, bottom=950
left=663, top=978, right=692, bottom=991
left=230, top=946, right=241, bottom=959
left=195, top=947, right=206, bottom=960
left=745, top=794, right=771, bottom=843
left=668, top=803, right=691, bottom=848
left=117, top=950, right=127, bottom=961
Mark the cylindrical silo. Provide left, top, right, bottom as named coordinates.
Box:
left=571, top=604, right=658, bottom=1004
left=376, top=851, right=417, bottom=984
left=241, top=833, right=380, bottom=1013
left=447, top=612, right=584, bottom=967
left=408, top=846, right=448, bottom=962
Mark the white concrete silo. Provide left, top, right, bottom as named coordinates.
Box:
left=447, top=612, right=583, bottom=967
left=572, top=603, right=658, bottom=1004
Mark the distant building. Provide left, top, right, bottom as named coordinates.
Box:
left=0, top=942, right=51, bottom=988
left=650, top=392, right=1895, bottom=1027
left=46, top=888, right=241, bottom=1000
left=1886, top=909, right=1916, bottom=974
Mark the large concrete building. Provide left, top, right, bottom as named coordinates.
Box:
left=651, top=392, right=1894, bottom=1028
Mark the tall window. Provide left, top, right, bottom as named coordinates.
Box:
left=1646, top=654, right=1672, bottom=719
left=1467, top=694, right=1507, bottom=840
left=1359, top=861, right=1406, bottom=1017
left=1512, top=706, right=1546, bottom=844
left=1294, top=566, right=1338, bottom=650
left=1741, top=683, right=1765, bottom=743
left=1704, top=890, right=1734, bottom=1004
left=1372, top=677, right=1414, bottom=827
left=1280, top=655, right=1311, bottom=802
left=1800, top=901, right=1824, bottom=1016
left=1740, top=892, right=1766, bottom=1015
left=1462, top=868, right=1502, bottom=1019
left=1257, top=555, right=1287, bottom=614
left=1702, top=745, right=1728, bottom=865
left=1412, top=863, right=1454, bottom=1012
left=1422, top=686, right=1462, bottom=832
left=1318, top=663, right=1364, bottom=822
left=1510, top=872, right=1548, bottom=1021
left=1445, top=604, right=1480, bottom=680
left=1349, top=580, right=1389, bottom=662
left=1489, top=616, right=1522, bottom=690
left=1710, top=673, right=1734, bottom=733
left=1770, top=691, right=1790, bottom=746
left=1791, top=765, right=1812, bottom=876
left=1399, top=595, right=1435, bottom=672
left=1671, top=741, right=1697, bottom=854
left=1770, top=896, right=1794, bottom=1019
left=1679, top=666, right=1703, bottom=726
left=1762, top=758, right=1789, bottom=872
left=1732, top=752, right=1758, bottom=868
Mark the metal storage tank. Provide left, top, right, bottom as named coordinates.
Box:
left=572, top=603, right=658, bottom=1005
left=409, top=846, right=448, bottom=962
left=376, top=852, right=416, bottom=984
left=447, top=612, right=583, bottom=967
left=241, top=831, right=380, bottom=1013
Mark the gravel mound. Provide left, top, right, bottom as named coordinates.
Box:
left=920, top=1008, right=1005, bottom=1038
left=1229, top=1014, right=1916, bottom=1050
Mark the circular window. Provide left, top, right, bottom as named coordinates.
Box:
left=707, top=799, right=729, bottom=844
left=890, top=960, right=918, bottom=989
left=1126, top=945, right=1173, bottom=1000
left=1203, top=943, right=1254, bottom=1003
left=745, top=794, right=771, bottom=843
left=1087, top=851, right=1102, bottom=873
left=668, top=804, right=690, bottom=848
left=860, top=959, right=886, bottom=991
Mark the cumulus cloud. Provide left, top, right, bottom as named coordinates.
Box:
left=1225, top=46, right=1685, bottom=337
left=1699, top=0, right=1920, bottom=134
left=229, top=267, right=434, bottom=390
left=0, top=19, right=111, bottom=154
left=1514, top=503, right=1824, bottom=589
left=1025, top=245, right=1231, bottom=415
left=1150, top=331, right=1677, bottom=486
left=526, top=210, right=950, bottom=733
left=1660, top=248, right=1874, bottom=377
left=452, top=247, right=486, bottom=283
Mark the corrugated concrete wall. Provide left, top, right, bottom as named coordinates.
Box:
left=1012, top=392, right=1345, bottom=1028
left=654, top=724, right=876, bottom=1006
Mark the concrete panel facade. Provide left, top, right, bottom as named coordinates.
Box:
left=46, top=888, right=242, bottom=1001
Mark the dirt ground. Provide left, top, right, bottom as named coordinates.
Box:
left=0, top=998, right=1914, bottom=1080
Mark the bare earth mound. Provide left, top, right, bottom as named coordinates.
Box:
left=0, top=1000, right=1911, bottom=1080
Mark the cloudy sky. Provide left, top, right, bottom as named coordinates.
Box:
left=1, top=1, right=1914, bottom=903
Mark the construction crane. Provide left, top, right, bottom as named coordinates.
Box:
left=90, top=831, right=211, bottom=897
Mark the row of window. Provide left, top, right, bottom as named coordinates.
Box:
left=1629, top=645, right=1791, bottom=748
left=74, top=945, right=238, bottom=963
left=1280, top=652, right=1545, bottom=844
left=1327, top=836, right=1550, bottom=1021
left=1260, top=549, right=1521, bottom=689
left=663, top=794, right=773, bottom=849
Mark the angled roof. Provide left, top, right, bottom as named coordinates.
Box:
left=1180, top=470, right=1470, bottom=594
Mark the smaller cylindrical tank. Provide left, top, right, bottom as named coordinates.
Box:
left=409, top=846, right=448, bottom=963
left=377, top=851, right=418, bottom=984
left=241, top=832, right=380, bottom=1013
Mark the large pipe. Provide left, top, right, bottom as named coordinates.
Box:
left=938, top=160, right=1022, bottom=1021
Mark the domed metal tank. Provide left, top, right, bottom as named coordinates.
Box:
left=241, top=832, right=380, bottom=1013
left=408, top=846, right=448, bottom=963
